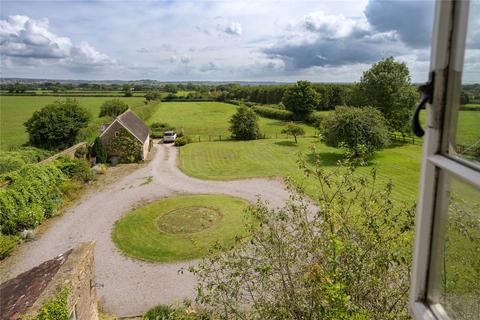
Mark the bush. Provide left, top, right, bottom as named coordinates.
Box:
left=99, top=99, right=129, bottom=117
left=229, top=106, right=261, bottom=140
left=145, top=90, right=162, bottom=101
left=191, top=163, right=415, bottom=319
left=144, top=305, right=175, bottom=320
left=322, top=106, right=390, bottom=158
left=0, top=235, right=20, bottom=260
left=151, top=122, right=174, bottom=130
left=74, top=145, right=88, bottom=159
left=176, top=129, right=184, bottom=138
left=252, top=105, right=294, bottom=120
left=174, top=137, right=188, bottom=146
left=54, top=157, right=93, bottom=182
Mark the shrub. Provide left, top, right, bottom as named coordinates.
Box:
left=144, top=305, right=174, bottom=320
left=54, top=157, right=94, bottom=182
left=91, top=137, right=107, bottom=163
left=174, top=137, right=187, bottom=146
left=74, top=145, right=88, bottom=159
left=0, top=164, right=65, bottom=235
left=176, top=129, right=184, bottom=138
left=151, top=122, right=174, bottom=130
left=322, top=106, right=390, bottom=158
left=98, top=99, right=129, bottom=117
left=0, top=235, right=20, bottom=260
left=24, top=99, right=91, bottom=150
left=252, top=105, right=293, bottom=120
left=229, top=106, right=260, bottom=140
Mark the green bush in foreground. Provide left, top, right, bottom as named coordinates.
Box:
left=0, top=147, right=54, bottom=174
left=191, top=159, right=415, bottom=319
left=53, top=157, right=94, bottom=182
left=174, top=137, right=188, bottom=146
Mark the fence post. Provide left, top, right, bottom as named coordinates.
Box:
left=198, top=136, right=200, bottom=142
left=276, top=133, right=277, bottom=139
left=219, top=135, right=221, bottom=141
left=209, top=135, right=211, bottom=141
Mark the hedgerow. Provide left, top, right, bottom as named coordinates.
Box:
left=0, top=147, right=54, bottom=174
left=252, top=105, right=294, bottom=120
left=0, top=164, right=66, bottom=235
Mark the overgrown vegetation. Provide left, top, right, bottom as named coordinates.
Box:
left=191, top=159, right=415, bottom=319
left=34, top=287, right=71, bottom=320
left=0, top=147, right=53, bottom=174
left=109, top=128, right=142, bottom=163
left=252, top=105, right=294, bottom=120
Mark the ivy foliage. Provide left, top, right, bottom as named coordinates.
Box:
left=0, top=164, right=65, bottom=235
left=109, top=128, right=142, bottom=163
left=35, top=287, right=71, bottom=320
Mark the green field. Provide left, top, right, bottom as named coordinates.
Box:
left=149, top=101, right=316, bottom=140
left=112, top=194, right=253, bottom=262
left=0, top=96, right=145, bottom=150
left=180, top=138, right=422, bottom=202
left=420, top=110, right=480, bottom=147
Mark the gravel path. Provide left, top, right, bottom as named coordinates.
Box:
left=0, top=144, right=290, bottom=317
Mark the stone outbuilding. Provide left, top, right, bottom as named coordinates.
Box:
left=0, top=242, right=98, bottom=320
left=100, top=109, right=151, bottom=162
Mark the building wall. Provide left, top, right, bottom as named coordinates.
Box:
left=100, top=120, right=124, bottom=158
left=142, top=135, right=150, bottom=160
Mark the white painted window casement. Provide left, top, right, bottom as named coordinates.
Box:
left=410, top=1, right=479, bottom=320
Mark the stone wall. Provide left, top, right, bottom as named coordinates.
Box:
left=26, top=241, right=99, bottom=320
left=39, top=142, right=88, bottom=164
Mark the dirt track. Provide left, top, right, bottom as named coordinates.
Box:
left=0, top=143, right=290, bottom=317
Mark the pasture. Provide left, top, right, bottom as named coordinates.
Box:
left=149, top=101, right=316, bottom=140
left=180, top=138, right=422, bottom=203
left=0, top=96, right=145, bottom=150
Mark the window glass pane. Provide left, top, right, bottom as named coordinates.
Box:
left=450, top=1, right=480, bottom=164
left=440, top=176, right=480, bottom=319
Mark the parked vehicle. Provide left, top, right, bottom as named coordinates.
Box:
left=163, top=131, right=177, bottom=143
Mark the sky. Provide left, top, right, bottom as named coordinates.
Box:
left=0, top=0, right=479, bottom=83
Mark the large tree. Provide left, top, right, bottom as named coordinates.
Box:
left=353, top=57, right=418, bottom=136
left=229, top=106, right=260, bottom=140
left=24, top=99, right=91, bottom=150
left=98, top=99, right=129, bottom=118
left=282, top=80, right=321, bottom=118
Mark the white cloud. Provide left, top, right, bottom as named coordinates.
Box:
left=303, top=11, right=369, bottom=39
left=0, top=15, right=115, bottom=71
left=223, top=22, right=242, bottom=36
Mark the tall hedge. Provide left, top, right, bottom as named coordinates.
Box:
left=252, top=105, right=294, bottom=121
left=0, top=164, right=65, bottom=235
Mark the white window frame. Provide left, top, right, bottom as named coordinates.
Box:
left=409, top=1, right=479, bottom=320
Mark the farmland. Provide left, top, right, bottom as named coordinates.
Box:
left=0, top=96, right=145, bottom=150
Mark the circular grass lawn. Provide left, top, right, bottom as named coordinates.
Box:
left=112, top=194, right=252, bottom=262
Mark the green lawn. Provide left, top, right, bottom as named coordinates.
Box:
left=180, top=138, right=422, bottom=203
left=0, top=96, right=145, bottom=150
left=112, top=194, right=253, bottom=262
left=149, top=101, right=316, bottom=140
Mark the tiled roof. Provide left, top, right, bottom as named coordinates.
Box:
left=117, top=110, right=150, bottom=143
left=0, top=249, right=72, bottom=320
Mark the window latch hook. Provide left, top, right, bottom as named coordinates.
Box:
left=412, top=72, right=434, bottom=137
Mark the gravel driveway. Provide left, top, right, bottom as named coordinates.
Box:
left=0, top=143, right=291, bottom=317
